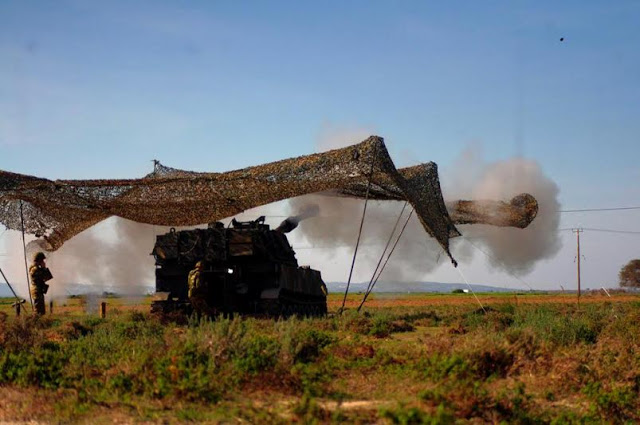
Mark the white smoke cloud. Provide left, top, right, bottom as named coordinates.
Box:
left=0, top=218, right=165, bottom=299
left=45, top=217, right=162, bottom=296
left=447, top=152, right=562, bottom=275
left=315, top=124, right=374, bottom=152
left=287, top=133, right=562, bottom=283
left=0, top=228, right=33, bottom=299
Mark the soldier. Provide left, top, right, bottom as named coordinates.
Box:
left=188, top=261, right=213, bottom=317
left=29, top=251, right=53, bottom=315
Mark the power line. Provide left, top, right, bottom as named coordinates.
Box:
left=558, top=227, right=640, bottom=235
left=293, top=226, right=640, bottom=250
left=580, top=227, right=640, bottom=235
left=293, top=241, right=407, bottom=250
left=239, top=206, right=640, bottom=216
left=559, top=206, right=640, bottom=213
left=239, top=206, right=640, bottom=218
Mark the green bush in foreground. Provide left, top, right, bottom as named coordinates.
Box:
left=0, top=301, right=637, bottom=423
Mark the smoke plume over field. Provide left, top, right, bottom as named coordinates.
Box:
left=444, top=147, right=561, bottom=275
left=0, top=218, right=160, bottom=299
left=45, top=218, right=161, bottom=295
left=287, top=137, right=561, bottom=282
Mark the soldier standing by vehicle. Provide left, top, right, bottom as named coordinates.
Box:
left=188, top=261, right=213, bottom=317
left=29, top=252, right=53, bottom=315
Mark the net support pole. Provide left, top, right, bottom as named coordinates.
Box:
left=0, top=266, right=22, bottom=303
left=357, top=208, right=414, bottom=312
left=19, top=201, right=34, bottom=310
left=339, top=143, right=379, bottom=314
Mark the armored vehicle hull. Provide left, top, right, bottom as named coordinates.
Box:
left=151, top=217, right=327, bottom=317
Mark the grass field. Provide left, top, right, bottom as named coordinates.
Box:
left=0, top=292, right=638, bottom=424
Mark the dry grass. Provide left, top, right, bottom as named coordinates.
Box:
left=0, top=293, right=638, bottom=424
left=332, top=291, right=637, bottom=310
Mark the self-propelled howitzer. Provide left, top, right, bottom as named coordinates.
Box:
left=150, top=217, right=327, bottom=316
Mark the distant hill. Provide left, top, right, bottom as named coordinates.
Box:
left=0, top=280, right=524, bottom=298
left=326, top=281, right=524, bottom=293
left=0, top=282, right=153, bottom=298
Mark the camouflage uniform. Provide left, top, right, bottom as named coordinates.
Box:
left=188, top=262, right=214, bottom=316
left=29, top=260, right=51, bottom=315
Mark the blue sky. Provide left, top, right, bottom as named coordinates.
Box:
left=1, top=1, right=640, bottom=291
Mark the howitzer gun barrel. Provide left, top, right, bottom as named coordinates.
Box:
left=447, top=193, right=538, bottom=229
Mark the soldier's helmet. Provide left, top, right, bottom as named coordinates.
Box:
left=33, top=252, right=46, bottom=262
left=194, top=260, right=204, bottom=269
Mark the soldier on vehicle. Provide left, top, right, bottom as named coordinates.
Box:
left=188, top=260, right=214, bottom=317
left=29, top=251, right=53, bottom=315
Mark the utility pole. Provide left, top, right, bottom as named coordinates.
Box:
left=573, top=228, right=583, bottom=302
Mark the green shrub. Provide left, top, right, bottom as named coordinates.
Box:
left=468, top=346, right=514, bottom=379
left=0, top=342, right=68, bottom=388
left=512, top=306, right=606, bottom=346
left=233, top=335, right=279, bottom=374
left=334, top=310, right=371, bottom=334
left=291, top=362, right=333, bottom=397
left=292, top=394, right=330, bottom=422
left=279, top=324, right=334, bottom=365
left=107, top=372, right=134, bottom=394
left=400, top=311, right=440, bottom=327
left=493, top=383, right=545, bottom=424
left=380, top=404, right=454, bottom=425
left=420, top=381, right=492, bottom=421
left=417, top=346, right=513, bottom=382
left=462, top=308, right=514, bottom=332
left=418, top=354, right=472, bottom=381
left=505, top=328, right=542, bottom=360
left=0, top=315, right=47, bottom=351
left=62, top=321, right=93, bottom=340
left=369, top=315, right=393, bottom=338
left=583, top=381, right=638, bottom=422
left=176, top=406, right=206, bottom=422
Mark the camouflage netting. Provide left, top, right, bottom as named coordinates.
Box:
left=0, top=136, right=538, bottom=265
